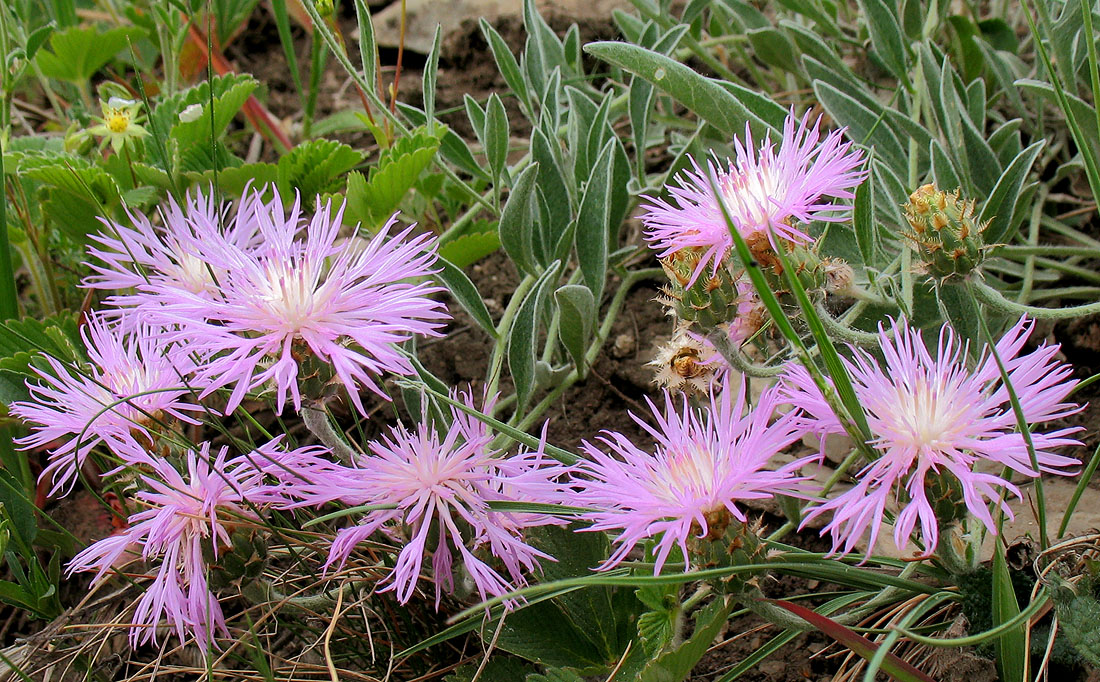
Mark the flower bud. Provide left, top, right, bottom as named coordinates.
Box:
left=903, top=184, right=988, bottom=280
left=659, top=248, right=745, bottom=330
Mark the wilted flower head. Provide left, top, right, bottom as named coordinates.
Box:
left=641, top=110, right=866, bottom=284
left=781, top=317, right=1082, bottom=558
left=266, top=392, right=569, bottom=606
left=570, top=379, right=814, bottom=574
left=10, top=314, right=199, bottom=496
left=67, top=440, right=284, bottom=650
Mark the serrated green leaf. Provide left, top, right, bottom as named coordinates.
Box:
left=508, top=262, right=560, bottom=409
left=524, top=525, right=640, bottom=664
left=639, top=599, right=733, bottom=682
left=0, top=314, right=83, bottom=383
left=435, top=256, right=498, bottom=338
left=499, top=164, right=541, bottom=277
left=277, top=138, right=363, bottom=201
left=165, top=74, right=258, bottom=148
left=526, top=667, right=585, bottom=682
left=396, top=103, right=488, bottom=181
left=445, top=658, right=536, bottom=682
left=207, top=162, right=280, bottom=197
left=584, top=41, right=776, bottom=139
left=438, top=229, right=500, bottom=268
left=554, top=285, right=595, bottom=373
left=36, top=25, right=140, bottom=83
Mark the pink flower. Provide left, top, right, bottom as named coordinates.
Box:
left=67, top=440, right=284, bottom=650
left=641, top=110, right=866, bottom=284
left=85, top=187, right=265, bottom=317
left=159, top=193, right=449, bottom=416
left=570, top=379, right=814, bottom=574
left=266, top=392, right=569, bottom=606
left=781, top=317, right=1082, bottom=558
left=10, top=314, right=199, bottom=496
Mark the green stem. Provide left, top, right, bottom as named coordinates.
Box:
left=0, top=140, right=15, bottom=320
left=973, top=278, right=1100, bottom=319
left=707, top=329, right=784, bottom=378
left=814, top=303, right=885, bottom=347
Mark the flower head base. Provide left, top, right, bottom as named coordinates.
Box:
left=264, top=392, right=569, bottom=606
left=67, top=440, right=285, bottom=650
left=781, top=317, right=1082, bottom=558
left=903, top=184, right=989, bottom=280
left=570, top=379, right=814, bottom=574
left=10, top=314, right=199, bottom=497
left=88, top=97, right=149, bottom=153
left=642, top=110, right=866, bottom=285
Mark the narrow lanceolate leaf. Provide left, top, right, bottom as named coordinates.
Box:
left=765, top=600, right=935, bottom=682
left=554, top=285, right=595, bottom=373
left=422, top=24, right=443, bottom=126
left=354, top=0, right=378, bottom=93
left=980, top=141, right=1045, bottom=244
left=498, top=163, right=541, bottom=277
left=485, top=93, right=510, bottom=184
left=481, top=18, right=530, bottom=116
left=508, top=262, right=561, bottom=409
left=858, top=0, right=910, bottom=85
left=435, top=256, right=498, bottom=339
left=991, top=543, right=1027, bottom=682
left=853, top=168, right=879, bottom=267
left=575, top=139, right=615, bottom=303
left=583, top=41, right=773, bottom=138
left=814, top=81, right=906, bottom=172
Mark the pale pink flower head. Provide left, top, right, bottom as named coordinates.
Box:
left=146, top=189, right=450, bottom=416
left=67, top=439, right=284, bottom=650
left=781, top=317, right=1082, bottom=558
left=10, top=314, right=199, bottom=497
left=641, top=110, right=866, bottom=284
left=570, top=379, right=815, bottom=574
left=266, top=391, right=570, bottom=606
left=84, top=187, right=266, bottom=319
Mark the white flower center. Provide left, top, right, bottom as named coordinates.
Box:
left=886, top=375, right=967, bottom=452
left=170, top=248, right=218, bottom=294
left=661, top=444, right=718, bottom=501
left=719, top=160, right=782, bottom=230
left=258, top=260, right=320, bottom=331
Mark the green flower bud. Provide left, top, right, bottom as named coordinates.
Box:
left=904, top=184, right=989, bottom=280
left=659, top=248, right=745, bottom=330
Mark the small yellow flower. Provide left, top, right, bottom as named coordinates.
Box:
left=88, top=97, right=149, bottom=154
